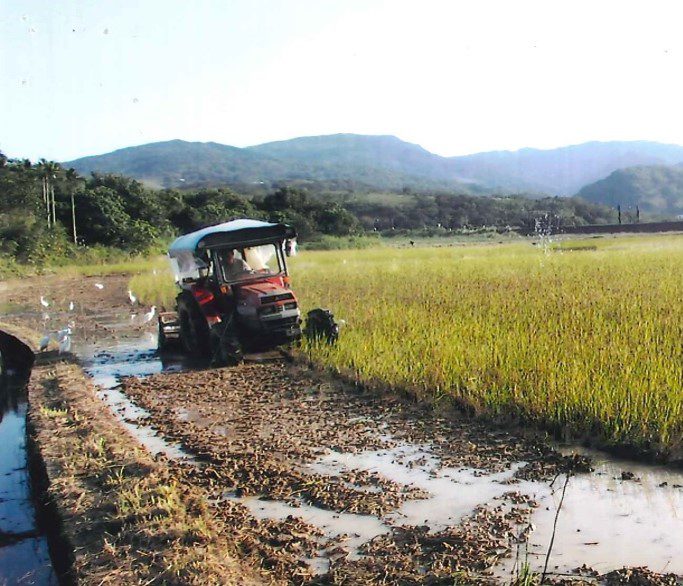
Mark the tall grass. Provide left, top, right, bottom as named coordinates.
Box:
left=128, top=267, right=178, bottom=309
left=294, top=235, right=683, bottom=456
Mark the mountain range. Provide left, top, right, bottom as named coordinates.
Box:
left=578, top=164, right=683, bottom=213
left=65, top=135, right=683, bottom=210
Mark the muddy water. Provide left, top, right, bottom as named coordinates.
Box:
left=306, top=440, right=683, bottom=578
left=30, top=304, right=683, bottom=579
left=76, top=329, right=192, bottom=461
left=0, top=373, right=57, bottom=585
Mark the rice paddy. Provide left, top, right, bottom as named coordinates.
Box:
left=128, top=233, right=683, bottom=458
left=293, top=235, right=683, bottom=458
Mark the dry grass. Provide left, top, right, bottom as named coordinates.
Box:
left=28, top=355, right=263, bottom=585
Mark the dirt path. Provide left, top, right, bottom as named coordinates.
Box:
left=3, top=273, right=682, bottom=584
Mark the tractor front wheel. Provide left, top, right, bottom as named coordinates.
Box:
left=210, top=321, right=243, bottom=366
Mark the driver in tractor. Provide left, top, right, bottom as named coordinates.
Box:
left=223, top=249, right=253, bottom=281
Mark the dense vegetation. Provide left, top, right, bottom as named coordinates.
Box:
left=67, top=134, right=683, bottom=195
left=1, top=152, right=614, bottom=270
left=577, top=164, right=683, bottom=214
left=297, top=236, right=683, bottom=458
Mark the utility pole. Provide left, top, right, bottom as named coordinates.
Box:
left=50, top=177, right=56, bottom=227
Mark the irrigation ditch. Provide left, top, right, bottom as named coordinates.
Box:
left=0, top=328, right=61, bottom=585
left=0, top=273, right=682, bottom=584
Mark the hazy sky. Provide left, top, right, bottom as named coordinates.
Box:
left=3, top=0, right=683, bottom=161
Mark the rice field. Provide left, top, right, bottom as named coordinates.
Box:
left=129, top=234, right=683, bottom=458
left=293, top=235, right=683, bottom=458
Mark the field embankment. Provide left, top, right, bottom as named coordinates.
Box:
left=28, top=354, right=262, bottom=585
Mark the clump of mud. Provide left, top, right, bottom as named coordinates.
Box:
left=120, top=361, right=590, bottom=582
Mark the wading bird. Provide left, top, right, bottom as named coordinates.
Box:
left=143, top=306, right=156, bottom=323
left=39, top=333, right=51, bottom=351
left=58, top=334, right=71, bottom=354
left=128, top=289, right=137, bottom=305
left=40, top=296, right=49, bottom=307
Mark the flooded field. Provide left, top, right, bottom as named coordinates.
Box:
left=91, top=330, right=683, bottom=580
left=1, top=272, right=682, bottom=583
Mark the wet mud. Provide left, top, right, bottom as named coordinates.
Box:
left=3, top=273, right=683, bottom=584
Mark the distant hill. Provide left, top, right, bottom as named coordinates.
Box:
left=66, top=136, right=482, bottom=193
left=448, top=141, right=683, bottom=195
left=64, top=140, right=293, bottom=189
left=577, top=164, right=683, bottom=214
left=65, top=135, right=683, bottom=195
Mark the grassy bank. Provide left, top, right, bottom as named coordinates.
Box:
left=28, top=355, right=261, bottom=585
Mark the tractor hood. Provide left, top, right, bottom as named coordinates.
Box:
left=236, top=281, right=294, bottom=303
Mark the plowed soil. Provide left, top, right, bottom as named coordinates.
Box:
left=3, top=272, right=681, bottom=585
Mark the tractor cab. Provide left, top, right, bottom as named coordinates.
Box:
left=159, top=219, right=305, bottom=363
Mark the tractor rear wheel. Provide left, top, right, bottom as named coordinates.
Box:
left=178, top=298, right=210, bottom=358
left=157, top=319, right=168, bottom=351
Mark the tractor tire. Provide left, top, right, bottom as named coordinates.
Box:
left=210, top=321, right=243, bottom=366
left=157, top=320, right=168, bottom=352
left=178, top=297, right=210, bottom=358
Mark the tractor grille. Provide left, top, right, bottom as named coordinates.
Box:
left=270, top=316, right=299, bottom=326
left=261, top=293, right=294, bottom=304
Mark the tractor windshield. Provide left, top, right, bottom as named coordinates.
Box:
left=215, top=243, right=284, bottom=283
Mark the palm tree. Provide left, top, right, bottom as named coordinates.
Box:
left=65, top=168, right=79, bottom=243
left=38, top=159, right=60, bottom=229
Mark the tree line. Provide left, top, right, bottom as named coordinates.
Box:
left=0, top=153, right=614, bottom=266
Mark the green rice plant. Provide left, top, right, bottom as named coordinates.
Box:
left=128, top=266, right=178, bottom=309
left=292, top=234, right=683, bottom=456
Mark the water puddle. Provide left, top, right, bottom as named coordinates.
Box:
left=306, top=439, right=683, bottom=578
left=504, top=449, right=683, bottom=579
left=309, top=444, right=534, bottom=529
left=76, top=328, right=192, bottom=461
left=0, top=373, right=57, bottom=585
left=227, top=494, right=390, bottom=573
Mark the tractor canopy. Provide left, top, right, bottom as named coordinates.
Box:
left=168, top=219, right=296, bottom=282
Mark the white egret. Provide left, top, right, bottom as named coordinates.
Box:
left=94, top=283, right=104, bottom=290
left=69, top=301, right=75, bottom=311
left=58, top=334, right=71, bottom=354
left=40, top=296, right=49, bottom=307
left=128, top=289, right=137, bottom=304
left=39, top=333, right=51, bottom=351
left=143, top=306, right=156, bottom=323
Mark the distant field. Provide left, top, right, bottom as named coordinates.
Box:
left=294, top=235, right=683, bottom=459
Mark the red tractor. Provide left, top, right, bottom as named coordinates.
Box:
left=158, top=219, right=338, bottom=364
